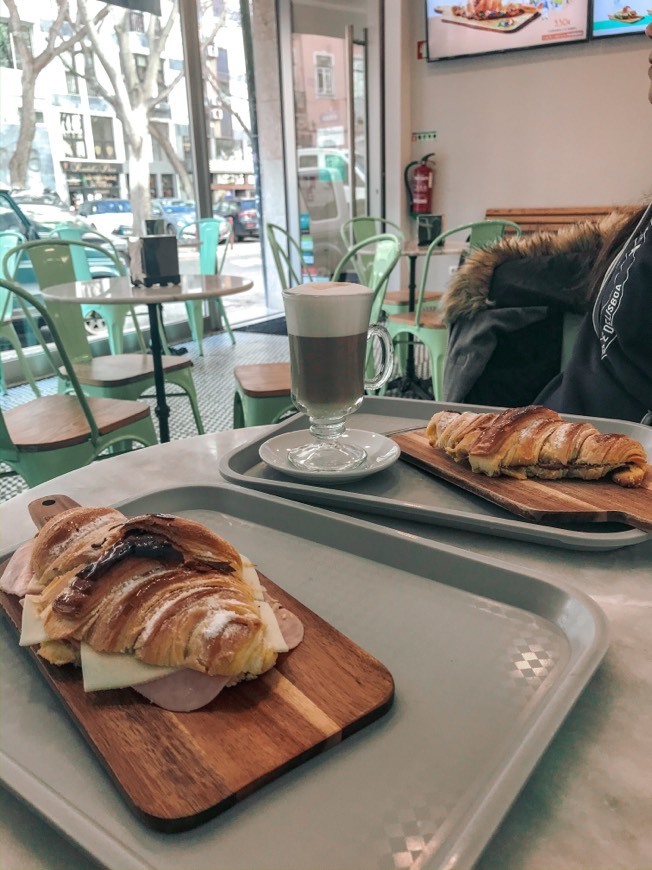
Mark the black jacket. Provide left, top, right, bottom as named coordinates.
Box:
left=442, top=223, right=603, bottom=408
left=536, top=205, right=652, bottom=423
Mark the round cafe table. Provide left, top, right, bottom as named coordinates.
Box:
left=41, top=273, right=253, bottom=443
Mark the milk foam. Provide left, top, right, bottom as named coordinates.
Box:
left=283, top=282, right=373, bottom=337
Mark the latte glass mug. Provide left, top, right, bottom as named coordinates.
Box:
left=282, top=282, right=394, bottom=472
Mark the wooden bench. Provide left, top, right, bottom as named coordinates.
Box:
left=485, top=207, right=616, bottom=234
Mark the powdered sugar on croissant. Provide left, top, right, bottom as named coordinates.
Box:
left=31, top=511, right=278, bottom=679
left=426, top=406, right=647, bottom=487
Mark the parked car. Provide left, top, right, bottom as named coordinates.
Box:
left=296, top=147, right=366, bottom=214
left=77, top=198, right=133, bottom=237
left=213, top=197, right=259, bottom=241
left=10, top=190, right=86, bottom=231
left=150, top=198, right=197, bottom=235
left=0, top=189, right=126, bottom=345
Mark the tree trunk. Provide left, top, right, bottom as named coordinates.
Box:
left=149, top=123, right=193, bottom=198
left=127, top=109, right=152, bottom=236
left=8, top=68, right=37, bottom=189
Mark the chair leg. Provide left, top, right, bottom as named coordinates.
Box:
left=168, top=370, right=205, bottom=435
left=184, top=300, right=205, bottom=356
left=130, top=307, right=148, bottom=353
left=233, top=390, right=245, bottom=428
left=215, top=298, right=236, bottom=346
left=0, top=323, right=41, bottom=397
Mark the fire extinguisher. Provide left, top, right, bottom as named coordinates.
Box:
left=404, top=153, right=435, bottom=215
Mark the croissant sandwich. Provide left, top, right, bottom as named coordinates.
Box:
left=426, top=406, right=648, bottom=488
left=2, top=508, right=303, bottom=711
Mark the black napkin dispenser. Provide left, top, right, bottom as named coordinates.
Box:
left=129, top=235, right=180, bottom=287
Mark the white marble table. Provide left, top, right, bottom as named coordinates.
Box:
left=0, top=426, right=650, bottom=870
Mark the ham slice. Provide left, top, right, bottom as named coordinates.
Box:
left=0, top=541, right=35, bottom=598
left=130, top=603, right=304, bottom=712
left=276, top=606, right=304, bottom=649
left=132, top=669, right=231, bottom=712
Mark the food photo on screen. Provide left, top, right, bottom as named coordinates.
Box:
left=591, top=0, right=652, bottom=37
left=425, top=0, right=589, bottom=60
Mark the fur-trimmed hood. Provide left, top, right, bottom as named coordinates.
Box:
left=441, top=219, right=614, bottom=324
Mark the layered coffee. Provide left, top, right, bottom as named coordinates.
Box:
left=283, top=282, right=374, bottom=420
left=289, top=332, right=366, bottom=418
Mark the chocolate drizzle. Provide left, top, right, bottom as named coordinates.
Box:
left=52, top=532, right=184, bottom=616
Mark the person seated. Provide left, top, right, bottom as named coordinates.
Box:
left=443, top=23, right=652, bottom=425
left=441, top=217, right=609, bottom=408
left=535, top=204, right=651, bottom=424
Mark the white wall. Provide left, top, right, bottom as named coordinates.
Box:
left=406, top=18, right=652, bottom=230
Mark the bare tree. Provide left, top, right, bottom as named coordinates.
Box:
left=148, top=121, right=193, bottom=198
left=77, top=0, right=185, bottom=235
left=199, top=0, right=251, bottom=145
left=3, top=0, right=107, bottom=189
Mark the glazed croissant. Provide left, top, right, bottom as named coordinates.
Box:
left=30, top=510, right=277, bottom=678
left=426, top=406, right=647, bottom=487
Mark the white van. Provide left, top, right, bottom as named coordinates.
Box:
left=296, top=147, right=366, bottom=212
left=297, top=167, right=349, bottom=278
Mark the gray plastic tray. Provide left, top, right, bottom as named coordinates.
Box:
left=220, top=396, right=652, bottom=551
left=1, top=483, right=608, bottom=870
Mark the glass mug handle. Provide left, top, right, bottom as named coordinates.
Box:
left=364, top=323, right=394, bottom=391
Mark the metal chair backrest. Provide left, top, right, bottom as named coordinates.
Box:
left=340, top=216, right=404, bottom=250
left=266, top=222, right=314, bottom=291
left=332, top=233, right=402, bottom=325
left=0, top=230, right=26, bottom=322
left=0, top=276, right=100, bottom=450
left=2, top=239, right=125, bottom=365
left=415, top=219, right=522, bottom=324
left=47, top=224, right=126, bottom=279
left=340, top=218, right=404, bottom=290
left=178, top=218, right=231, bottom=275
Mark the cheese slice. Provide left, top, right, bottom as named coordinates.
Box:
left=19, top=595, right=48, bottom=646
left=80, top=643, right=179, bottom=691
left=258, top=600, right=289, bottom=653
left=241, top=554, right=264, bottom=600
left=19, top=550, right=286, bottom=690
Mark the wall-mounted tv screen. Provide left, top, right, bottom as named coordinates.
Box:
left=591, top=1, right=652, bottom=38
left=425, top=0, right=589, bottom=61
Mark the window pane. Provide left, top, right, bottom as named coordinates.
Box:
left=0, top=21, right=14, bottom=68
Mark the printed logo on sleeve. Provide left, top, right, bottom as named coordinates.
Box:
left=598, top=220, right=650, bottom=359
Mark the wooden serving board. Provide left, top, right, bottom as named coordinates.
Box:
left=0, top=496, right=394, bottom=832
left=393, top=429, right=652, bottom=533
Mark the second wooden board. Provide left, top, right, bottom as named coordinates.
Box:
left=393, top=429, right=652, bottom=533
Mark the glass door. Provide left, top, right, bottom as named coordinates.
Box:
left=280, top=1, right=374, bottom=281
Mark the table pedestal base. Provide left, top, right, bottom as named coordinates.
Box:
left=147, top=303, right=171, bottom=443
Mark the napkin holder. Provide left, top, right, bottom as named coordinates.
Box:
left=129, top=236, right=180, bottom=287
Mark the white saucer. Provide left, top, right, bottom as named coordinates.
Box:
left=259, top=428, right=401, bottom=483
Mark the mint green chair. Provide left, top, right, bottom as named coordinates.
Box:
left=340, top=216, right=404, bottom=250
left=47, top=224, right=146, bottom=354
left=0, top=230, right=43, bottom=397
left=331, top=233, right=402, bottom=326
left=332, top=233, right=402, bottom=384
left=338, top=216, right=446, bottom=316
left=266, top=222, right=315, bottom=290
left=233, top=363, right=295, bottom=429
left=2, top=239, right=205, bottom=435
left=0, top=276, right=157, bottom=487
left=177, top=217, right=233, bottom=354
left=385, top=220, right=522, bottom=400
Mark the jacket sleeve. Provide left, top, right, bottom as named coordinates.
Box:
left=595, top=216, right=652, bottom=409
